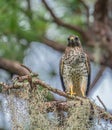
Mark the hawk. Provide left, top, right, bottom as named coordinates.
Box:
left=59, top=35, right=90, bottom=97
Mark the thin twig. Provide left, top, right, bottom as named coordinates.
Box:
left=90, top=66, right=106, bottom=90
left=21, top=64, right=32, bottom=73
left=97, top=95, right=107, bottom=111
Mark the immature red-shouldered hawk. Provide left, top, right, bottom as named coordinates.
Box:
left=60, top=35, right=90, bottom=97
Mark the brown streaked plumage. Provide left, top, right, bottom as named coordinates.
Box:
left=59, top=35, right=91, bottom=97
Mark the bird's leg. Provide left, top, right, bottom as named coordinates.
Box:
left=66, top=85, right=76, bottom=96
left=70, top=86, right=76, bottom=96
left=81, top=86, right=86, bottom=97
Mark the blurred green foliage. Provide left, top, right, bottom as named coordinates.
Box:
left=0, top=0, right=88, bottom=62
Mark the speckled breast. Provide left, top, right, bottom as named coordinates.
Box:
left=62, top=48, right=88, bottom=84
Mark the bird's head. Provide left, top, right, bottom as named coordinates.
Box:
left=67, top=35, right=81, bottom=47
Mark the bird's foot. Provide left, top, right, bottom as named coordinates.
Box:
left=70, top=92, right=76, bottom=96
left=66, top=86, right=76, bottom=96
left=66, top=91, right=76, bottom=96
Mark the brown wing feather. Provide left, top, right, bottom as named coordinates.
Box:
left=85, top=54, right=91, bottom=95
left=59, top=57, right=66, bottom=91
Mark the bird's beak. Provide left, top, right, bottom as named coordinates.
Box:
left=70, top=37, right=74, bottom=41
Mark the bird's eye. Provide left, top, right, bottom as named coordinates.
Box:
left=75, top=36, right=78, bottom=41
left=68, top=37, right=70, bottom=41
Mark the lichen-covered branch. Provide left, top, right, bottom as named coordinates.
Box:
left=0, top=75, right=75, bottom=100
left=0, top=74, right=112, bottom=124
left=44, top=100, right=112, bottom=122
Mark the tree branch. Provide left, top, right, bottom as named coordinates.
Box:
left=42, top=0, right=89, bottom=40
left=26, top=0, right=32, bottom=19
left=43, top=38, right=65, bottom=52
left=0, top=58, right=31, bottom=76
left=94, top=0, right=109, bottom=22
left=43, top=38, right=112, bottom=68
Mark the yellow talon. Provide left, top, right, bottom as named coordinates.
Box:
left=66, top=86, right=76, bottom=96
